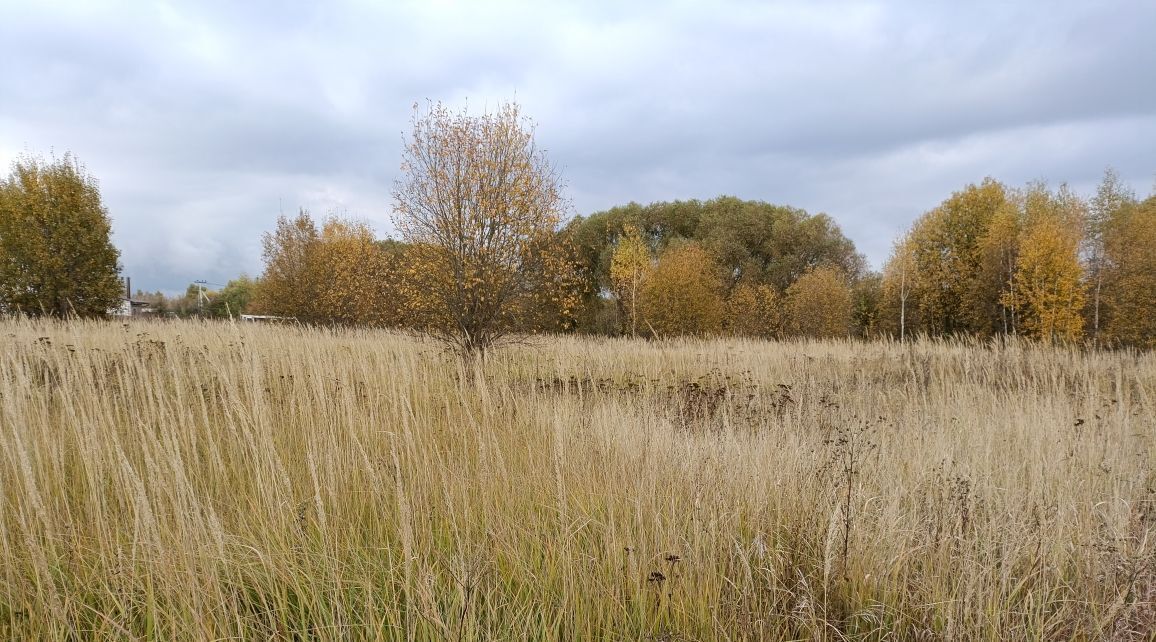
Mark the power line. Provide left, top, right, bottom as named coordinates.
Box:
left=193, top=280, right=209, bottom=315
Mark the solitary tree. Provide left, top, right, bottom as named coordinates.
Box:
left=392, top=100, right=579, bottom=358
left=0, top=154, right=122, bottom=317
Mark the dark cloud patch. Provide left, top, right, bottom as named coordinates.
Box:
left=1, top=0, right=1153, bottom=292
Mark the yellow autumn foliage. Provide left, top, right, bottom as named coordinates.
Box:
left=609, top=224, right=653, bottom=337
left=391, top=101, right=581, bottom=357
left=639, top=243, right=725, bottom=337
left=725, top=281, right=781, bottom=339
left=786, top=265, right=852, bottom=339
left=1003, top=186, right=1087, bottom=342
left=251, top=210, right=407, bottom=326
left=0, top=154, right=123, bottom=317
left=1101, top=196, right=1156, bottom=348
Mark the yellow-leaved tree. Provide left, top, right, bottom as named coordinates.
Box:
left=392, top=101, right=581, bottom=358
left=725, top=280, right=781, bottom=339
left=906, top=179, right=1012, bottom=336
left=1101, top=195, right=1156, bottom=348
left=1002, top=185, right=1087, bottom=342
left=609, top=224, right=653, bottom=337
left=313, top=219, right=407, bottom=327
left=251, top=211, right=407, bottom=327
left=785, top=265, right=852, bottom=339
left=0, top=153, right=123, bottom=317
left=250, top=209, right=323, bottom=322
left=974, top=199, right=1023, bottom=335
left=1087, top=169, right=1138, bottom=342
left=639, top=242, right=725, bottom=337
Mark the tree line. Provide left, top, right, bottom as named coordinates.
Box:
left=246, top=174, right=1156, bottom=350
left=1, top=101, right=1154, bottom=352
left=878, top=174, right=1156, bottom=347
left=248, top=195, right=868, bottom=342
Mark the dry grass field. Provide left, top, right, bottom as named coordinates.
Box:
left=1, top=318, right=1154, bottom=640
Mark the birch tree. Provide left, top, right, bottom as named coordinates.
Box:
left=609, top=224, right=652, bottom=337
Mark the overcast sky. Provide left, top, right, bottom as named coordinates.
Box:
left=1, top=0, right=1154, bottom=293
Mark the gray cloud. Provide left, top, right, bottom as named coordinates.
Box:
left=1, top=0, right=1153, bottom=292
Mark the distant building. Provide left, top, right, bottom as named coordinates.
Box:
left=239, top=314, right=294, bottom=323
left=111, top=277, right=151, bottom=317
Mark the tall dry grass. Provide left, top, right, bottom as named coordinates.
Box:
left=0, top=317, right=1154, bottom=640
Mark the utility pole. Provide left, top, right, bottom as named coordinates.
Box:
left=194, top=280, right=209, bottom=316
